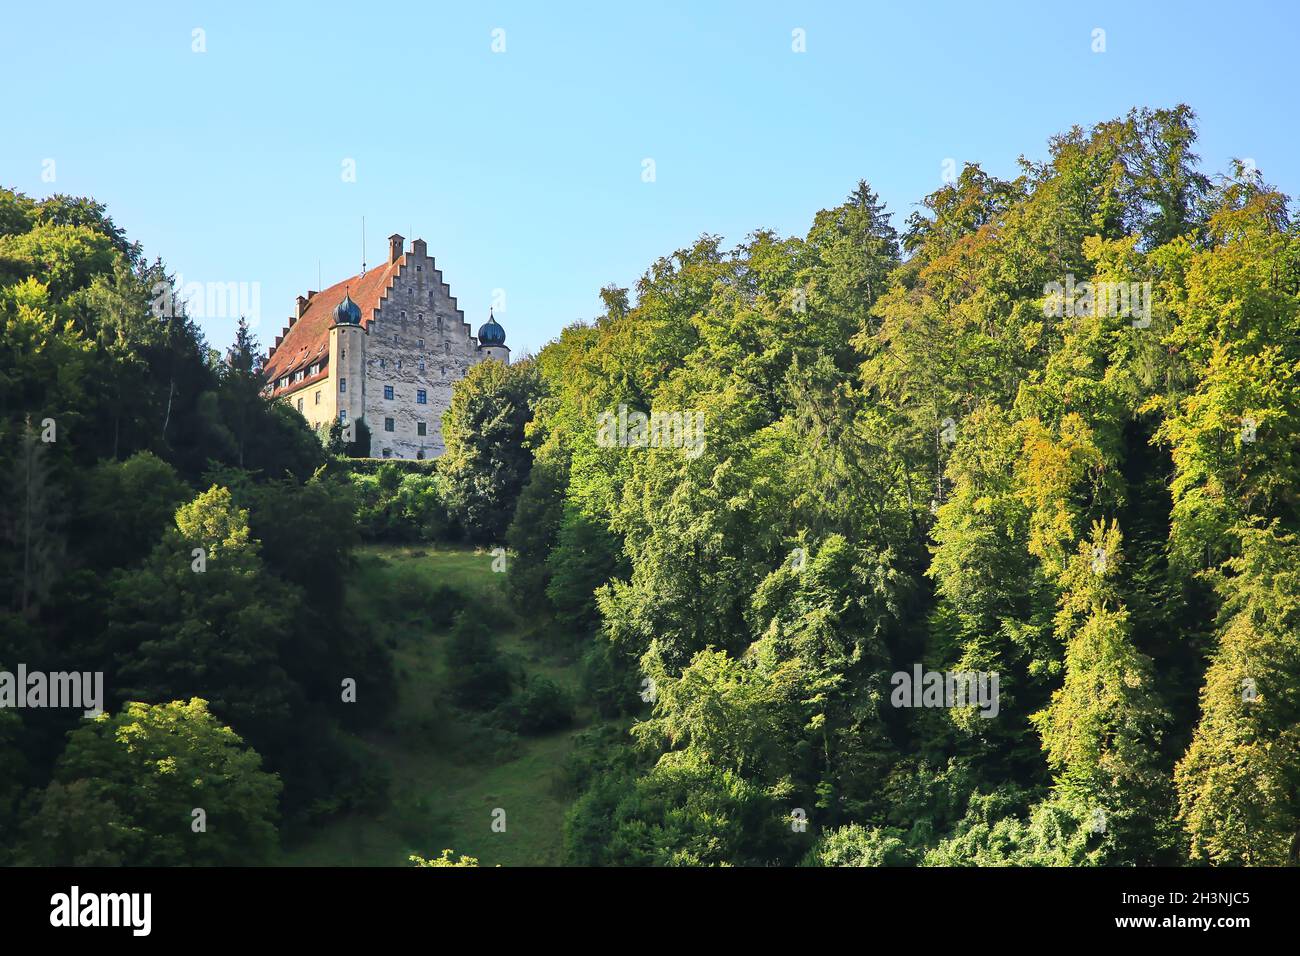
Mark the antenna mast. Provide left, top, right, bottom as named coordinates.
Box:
left=361, top=216, right=367, bottom=274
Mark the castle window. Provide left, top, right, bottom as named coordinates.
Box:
left=417, top=389, right=427, bottom=404
left=418, top=359, right=425, bottom=372
left=444, top=343, right=450, bottom=354
left=418, top=337, right=425, bottom=348
left=417, top=422, right=427, bottom=436
left=339, top=410, right=347, bottom=424
left=400, top=309, right=407, bottom=319
left=417, top=314, right=423, bottom=326
left=384, top=385, right=394, bottom=400
left=379, top=358, right=385, bottom=369
left=340, top=378, right=347, bottom=393
left=382, top=448, right=392, bottom=458
left=297, top=398, right=304, bottom=412
left=393, top=334, right=398, bottom=345
left=384, top=417, right=395, bottom=432
left=315, top=390, right=321, bottom=405
left=417, top=449, right=425, bottom=460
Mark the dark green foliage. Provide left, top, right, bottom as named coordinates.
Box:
left=445, top=612, right=513, bottom=711
left=438, top=359, right=541, bottom=542
left=349, top=461, right=454, bottom=542
left=499, top=676, right=574, bottom=736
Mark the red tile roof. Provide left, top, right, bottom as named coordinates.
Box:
left=263, top=257, right=404, bottom=391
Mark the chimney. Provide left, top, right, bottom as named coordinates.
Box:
left=296, top=295, right=310, bottom=318
left=389, top=233, right=404, bottom=264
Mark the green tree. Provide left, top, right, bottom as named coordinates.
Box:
left=1175, top=523, right=1300, bottom=865
left=439, top=359, right=540, bottom=542
left=26, top=698, right=280, bottom=866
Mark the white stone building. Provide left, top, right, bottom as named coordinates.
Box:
left=262, top=234, right=509, bottom=458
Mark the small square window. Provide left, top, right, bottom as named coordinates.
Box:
left=418, top=338, right=425, bottom=348
left=384, top=385, right=395, bottom=400
left=384, top=417, right=395, bottom=432
left=417, top=389, right=427, bottom=404
left=417, top=422, right=427, bottom=436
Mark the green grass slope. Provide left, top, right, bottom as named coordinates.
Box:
left=281, top=544, right=597, bottom=867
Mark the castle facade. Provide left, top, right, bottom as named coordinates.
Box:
left=262, top=234, right=508, bottom=459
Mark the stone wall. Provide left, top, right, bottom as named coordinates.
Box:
left=361, top=243, right=485, bottom=459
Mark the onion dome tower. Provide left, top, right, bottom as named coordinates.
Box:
left=476, top=309, right=510, bottom=363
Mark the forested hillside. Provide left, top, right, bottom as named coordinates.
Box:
left=3, top=104, right=1298, bottom=866
left=497, top=105, right=1300, bottom=867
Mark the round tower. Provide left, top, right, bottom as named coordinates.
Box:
left=329, top=289, right=367, bottom=440
left=476, top=310, right=510, bottom=364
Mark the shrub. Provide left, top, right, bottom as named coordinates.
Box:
left=445, top=613, right=512, bottom=710
left=802, top=824, right=915, bottom=867
left=501, top=677, right=574, bottom=735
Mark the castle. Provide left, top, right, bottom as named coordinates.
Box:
left=262, top=233, right=508, bottom=459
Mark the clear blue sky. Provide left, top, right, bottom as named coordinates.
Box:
left=3, top=1, right=1296, bottom=356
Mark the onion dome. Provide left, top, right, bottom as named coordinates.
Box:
left=334, top=290, right=362, bottom=325
left=477, top=310, right=506, bottom=346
